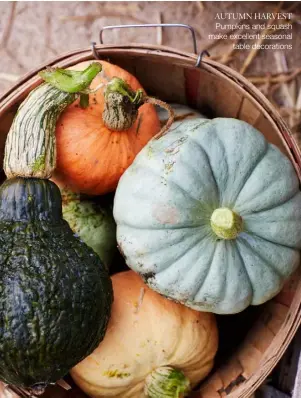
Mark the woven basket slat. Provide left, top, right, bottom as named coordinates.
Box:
left=247, top=321, right=278, bottom=353
left=275, top=271, right=301, bottom=307
left=254, top=113, right=287, bottom=153
left=216, top=359, right=245, bottom=394
left=237, top=97, right=262, bottom=126
left=136, top=60, right=188, bottom=103
left=198, top=373, right=226, bottom=397
left=261, top=302, right=289, bottom=335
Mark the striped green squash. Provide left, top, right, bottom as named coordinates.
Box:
left=4, top=63, right=101, bottom=179
left=4, top=85, right=75, bottom=179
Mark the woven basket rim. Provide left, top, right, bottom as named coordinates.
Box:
left=1, top=43, right=300, bottom=168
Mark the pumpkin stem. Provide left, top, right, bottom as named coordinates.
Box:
left=39, top=62, right=102, bottom=94
left=144, top=366, right=191, bottom=398
left=210, top=208, right=243, bottom=240
left=102, top=77, right=144, bottom=131
left=102, top=77, right=174, bottom=133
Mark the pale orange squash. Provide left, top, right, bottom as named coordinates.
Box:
left=53, top=61, right=161, bottom=195
left=71, top=271, right=218, bottom=398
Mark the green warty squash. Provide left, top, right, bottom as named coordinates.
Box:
left=0, top=63, right=113, bottom=392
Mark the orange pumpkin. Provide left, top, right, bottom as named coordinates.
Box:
left=53, top=61, right=161, bottom=195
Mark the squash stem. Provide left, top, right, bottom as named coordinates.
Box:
left=102, top=77, right=174, bottom=133
left=210, top=208, right=243, bottom=240
left=144, top=366, right=191, bottom=398
left=38, top=62, right=102, bottom=94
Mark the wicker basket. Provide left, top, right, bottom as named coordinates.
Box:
left=0, top=39, right=301, bottom=398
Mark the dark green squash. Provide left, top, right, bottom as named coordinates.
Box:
left=0, top=64, right=113, bottom=392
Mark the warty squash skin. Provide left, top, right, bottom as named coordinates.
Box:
left=70, top=271, right=218, bottom=398
left=0, top=178, right=113, bottom=390
left=53, top=61, right=161, bottom=195
left=1, top=64, right=113, bottom=392
left=114, top=117, right=301, bottom=314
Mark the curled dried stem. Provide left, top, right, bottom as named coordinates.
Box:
left=144, top=97, right=175, bottom=139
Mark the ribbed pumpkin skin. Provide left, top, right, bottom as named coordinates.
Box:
left=114, top=118, right=301, bottom=314
left=53, top=61, right=161, bottom=195
left=71, top=271, right=218, bottom=398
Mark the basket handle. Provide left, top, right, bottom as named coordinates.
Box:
left=94, top=24, right=209, bottom=67
left=99, top=23, right=198, bottom=54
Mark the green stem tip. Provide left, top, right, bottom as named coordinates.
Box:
left=145, top=366, right=191, bottom=398
left=210, top=207, right=243, bottom=240
left=105, top=77, right=144, bottom=106
left=38, top=62, right=102, bottom=94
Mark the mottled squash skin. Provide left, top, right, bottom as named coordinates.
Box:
left=62, top=196, right=117, bottom=269
left=0, top=178, right=113, bottom=389
left=114, top=117, right=301, bottom=314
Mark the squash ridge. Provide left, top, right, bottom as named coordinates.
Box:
left=229, top=242, right=253, bottom=307
left=136, top=228, right=209, bottom=275
left=239, top=190, right=301, bottom=218
left=238, top=235, right=281, bottom=274
left=126, top=163, right=204, bottom=211
left=186, top=134, right=221, bottom=206
left=172, top=139, right=219, bottom=210
left=152, top=235, right=215, bottom=300
left=237, top=235, right=294, bottom=283
left=232, top=141, right=269, bottom=208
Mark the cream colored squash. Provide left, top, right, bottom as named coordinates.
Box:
left=71, top=271, right=218, bottom=398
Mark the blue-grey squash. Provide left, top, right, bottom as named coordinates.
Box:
left=113, top=117, right=301, bottom=314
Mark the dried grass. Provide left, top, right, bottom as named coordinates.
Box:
left=205, top=1, right=301, bottom=136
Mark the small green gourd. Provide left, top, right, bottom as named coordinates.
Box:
left=61, top=190, right=117, bottom=268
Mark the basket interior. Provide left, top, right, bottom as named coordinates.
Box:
left=0, top=51, right=300, bottom=398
